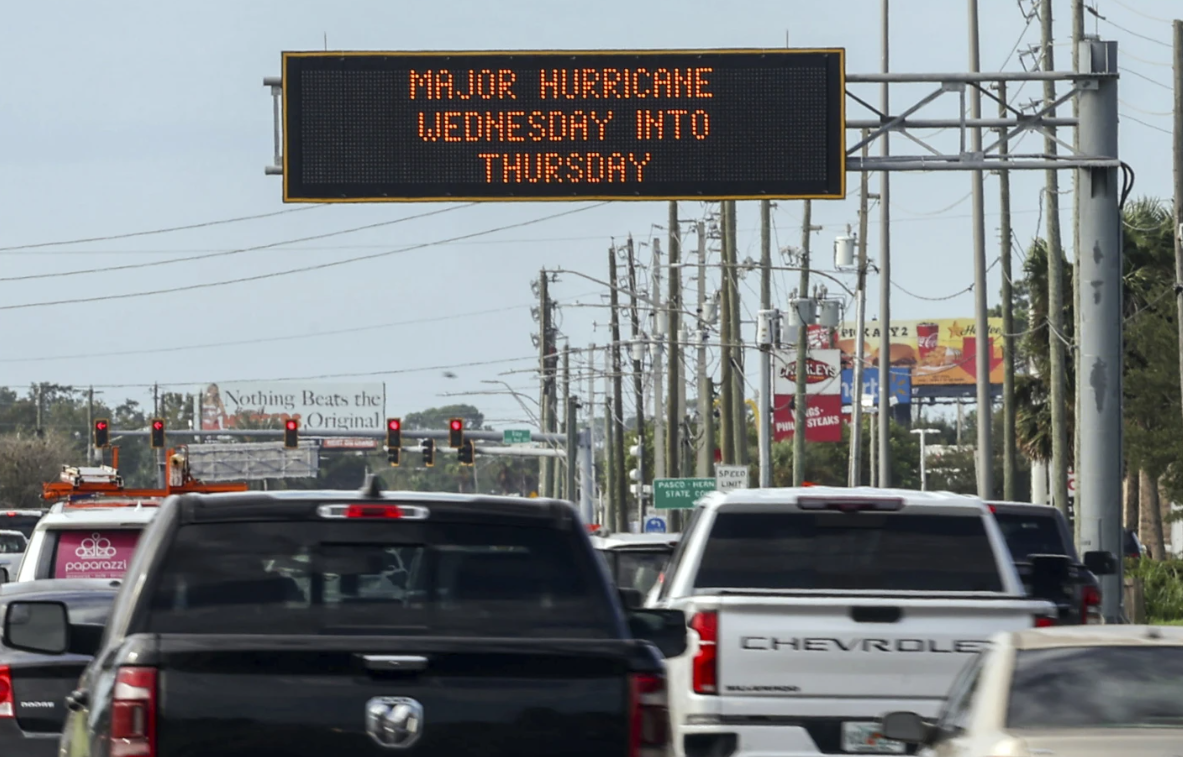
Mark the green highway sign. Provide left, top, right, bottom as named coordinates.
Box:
left=653, top=477, right=717, bottom=510
left=503, top=429, right=532, bottom=445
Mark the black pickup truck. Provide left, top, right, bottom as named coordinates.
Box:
left=988, top=501, right=1117, bottom=624
left=3, top=482, right=686, bottom=757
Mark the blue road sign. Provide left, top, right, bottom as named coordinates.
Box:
left=841, top=367, right=912, bottom=406
left=644, top=516, right=668, bottom=533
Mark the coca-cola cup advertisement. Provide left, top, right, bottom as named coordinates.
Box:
left=916, top=322, right=939, bottom=360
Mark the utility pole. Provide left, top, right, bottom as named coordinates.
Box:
left=1042, top=0, right=1070, bottom=522
left=652, top=239, right=666, bottom=481
left=999, top=81, right=1018, bottom=501
left=561, top=346, right=571, bottom=500
left=1076, top=37, right=1121, bottom=622
left=153, top=382, right=163, bottom=488
left=759, top=199, right=773, bottom=489
left=718, top=205, right=735, bottom=464
left=608, top=246, right=628, bottom=531
left=537, top=271, right=554, bottom=499
left=696, top=221, right=714, bottom=478
left=849, top=133, right=872, bottom=487
left=1072, top=0, right=1085, bottom=542
left=725, top=200, right=747, bottom=466
left=35, top=383, right=44, bottom=438
left=626, top=236, right=646, bottom=525
left=668, top=202, right=682, bottom=482
left=566, top=392, right=577, bottom=508
left=969, top=0, right=992, bottom=499
left=87, top=386, right=95, bottom=465
left=793, top=201, right=814, bottom=486
left=878, top=0, right=893, bottom=486
left=1173, top=21, right=1183, bottom=503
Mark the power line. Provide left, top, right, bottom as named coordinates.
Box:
left=0, top=205, right=474, bottom=283
left=60, top=355, right=544, bottom=391
left=0, top=203, right=609, bottom=313
left=1122, top=112, right=1173, bottom=135
left=1097, top=14, right=1172, bottom=47
left=1106, top=0, right=1173, bottom=24
left=1119, top=65, right=1173, bottom=90
left=1118, top=98, right=1172, bottom=117
left=0, top=205, right=325, bottom=252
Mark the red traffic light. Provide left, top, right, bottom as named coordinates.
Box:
left=152, top=420, right=164, bottom=431
left=285, top=419, right=298, bottom=431
left=388, top=419, right=401, bottom=431
left=450, top=419, right=462, bottom=431
left=95, top=421, right=108, bottom=431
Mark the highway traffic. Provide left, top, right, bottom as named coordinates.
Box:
left=0, top=468, right=1176, bottom=757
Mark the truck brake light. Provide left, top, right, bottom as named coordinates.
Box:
left=1081, top=585, right=1102, bottom=624
left=797, top=497, right=904, bottom=512
left=1034, top=615, right=1057, bottom=628
left=110, top=666, right=156, bottom=757
left=316, top=504, right=429, bottom=520
left=629, top=672, right=667, bottom=757
left=0, top=665, right=12, bottom=718
left=689, top=611, right=718, bottom=695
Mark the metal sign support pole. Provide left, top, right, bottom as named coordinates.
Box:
left=1075, top=39, right=1123, bottom=622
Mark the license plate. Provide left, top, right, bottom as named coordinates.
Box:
left=840, top=721, right=906, bottom=754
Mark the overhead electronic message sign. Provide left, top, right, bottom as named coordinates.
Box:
left=280, top=49, right=846, bottom=202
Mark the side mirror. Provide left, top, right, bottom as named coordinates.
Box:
left=627, top=608, right=687, bottom=658
left=879, top=711, right=933, bottom=745
left=619, top=587, right=644, bottom=610
left=4, top=600, right=68, bottom=655
left=1083, top=550, right=1117, bottom=576
left=1028, top=554, right=1073, bottom=603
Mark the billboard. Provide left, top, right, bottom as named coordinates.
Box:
left=836, top=318, right=1004, bottom=386
left=186, top=442, right=320, bottom=482
left=840, top=367, right=912, bottom=406
left=200, top=382, right=386, bottom=432
left=281, top=49, right=846, bottom=202
left=773, top=395, right=843, bottom=443
left=773, top=349, right=842, bottom=396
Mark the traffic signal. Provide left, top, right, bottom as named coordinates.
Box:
left=458, top=439, right=475, bottom=467
left=388, top=447, right=401, bottom=467
left=283, top=418, right=299, bottom=449
left=448, top=418, right=464, bottom=448
left=386, top=418, right=402, bottom=450
left=93, top=419, right=110, bottom=448
left=421, top=439, right=435, bottom=467
left=149, top=418, right=165, bottom=449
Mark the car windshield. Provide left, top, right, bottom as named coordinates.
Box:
left=0, top=533, right=26, bottom=553
left=993, top=512, right=1067, bottom=562
left=1007, top=646, right=1183, bottom=729
left=695, top=511, right=1002, bottom=592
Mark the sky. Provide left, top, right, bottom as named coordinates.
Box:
left=0, top=0, right=1177, bottom=430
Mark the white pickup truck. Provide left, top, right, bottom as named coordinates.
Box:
left=647, top=486, right=1060, bottom=757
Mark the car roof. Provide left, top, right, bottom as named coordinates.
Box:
left=707, top=486, right=986, bottom=511
left=1010, top=625, right=1183, bottom=650
left=987, top=501, right=1063, bottom=515
left=0, top=530, right=26, bottom=538
left=179, top=489, right=579, bottom=523
left=590, top=533, right=680, bottom=550
left=0, top=577, right=122, bottom=598
left=35, top=505, right=159, bottom=528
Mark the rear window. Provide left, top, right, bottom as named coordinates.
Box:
left=50, top=529, right=142, bottom=579
left=1008, top=647, right=1183, bottom=729
left=145, top=520, right=617, bottom=638
left=613, top=551, right=672, bottom=596
left=0, top=533, right=26, bottom=553
left=993, top=512, right=1068, bottom=562
left=695, top=511, right=1003, bottom=592
left=0, top=515, right=42, bottom=539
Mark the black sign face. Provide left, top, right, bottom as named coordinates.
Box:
left=281, top=49, right=846, bottom=202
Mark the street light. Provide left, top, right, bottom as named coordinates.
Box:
left=911, top=428, right=941, bottom=491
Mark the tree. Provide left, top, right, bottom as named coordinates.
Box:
left=0, top=433, right=78, bottom=509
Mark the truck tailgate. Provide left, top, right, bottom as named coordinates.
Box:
left=716, top=595, right=1040, bottom=700
left=154, top=636, right=639, bottom=757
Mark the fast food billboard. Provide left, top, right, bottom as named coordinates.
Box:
left=836, top=317, right=1004, bottom=386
